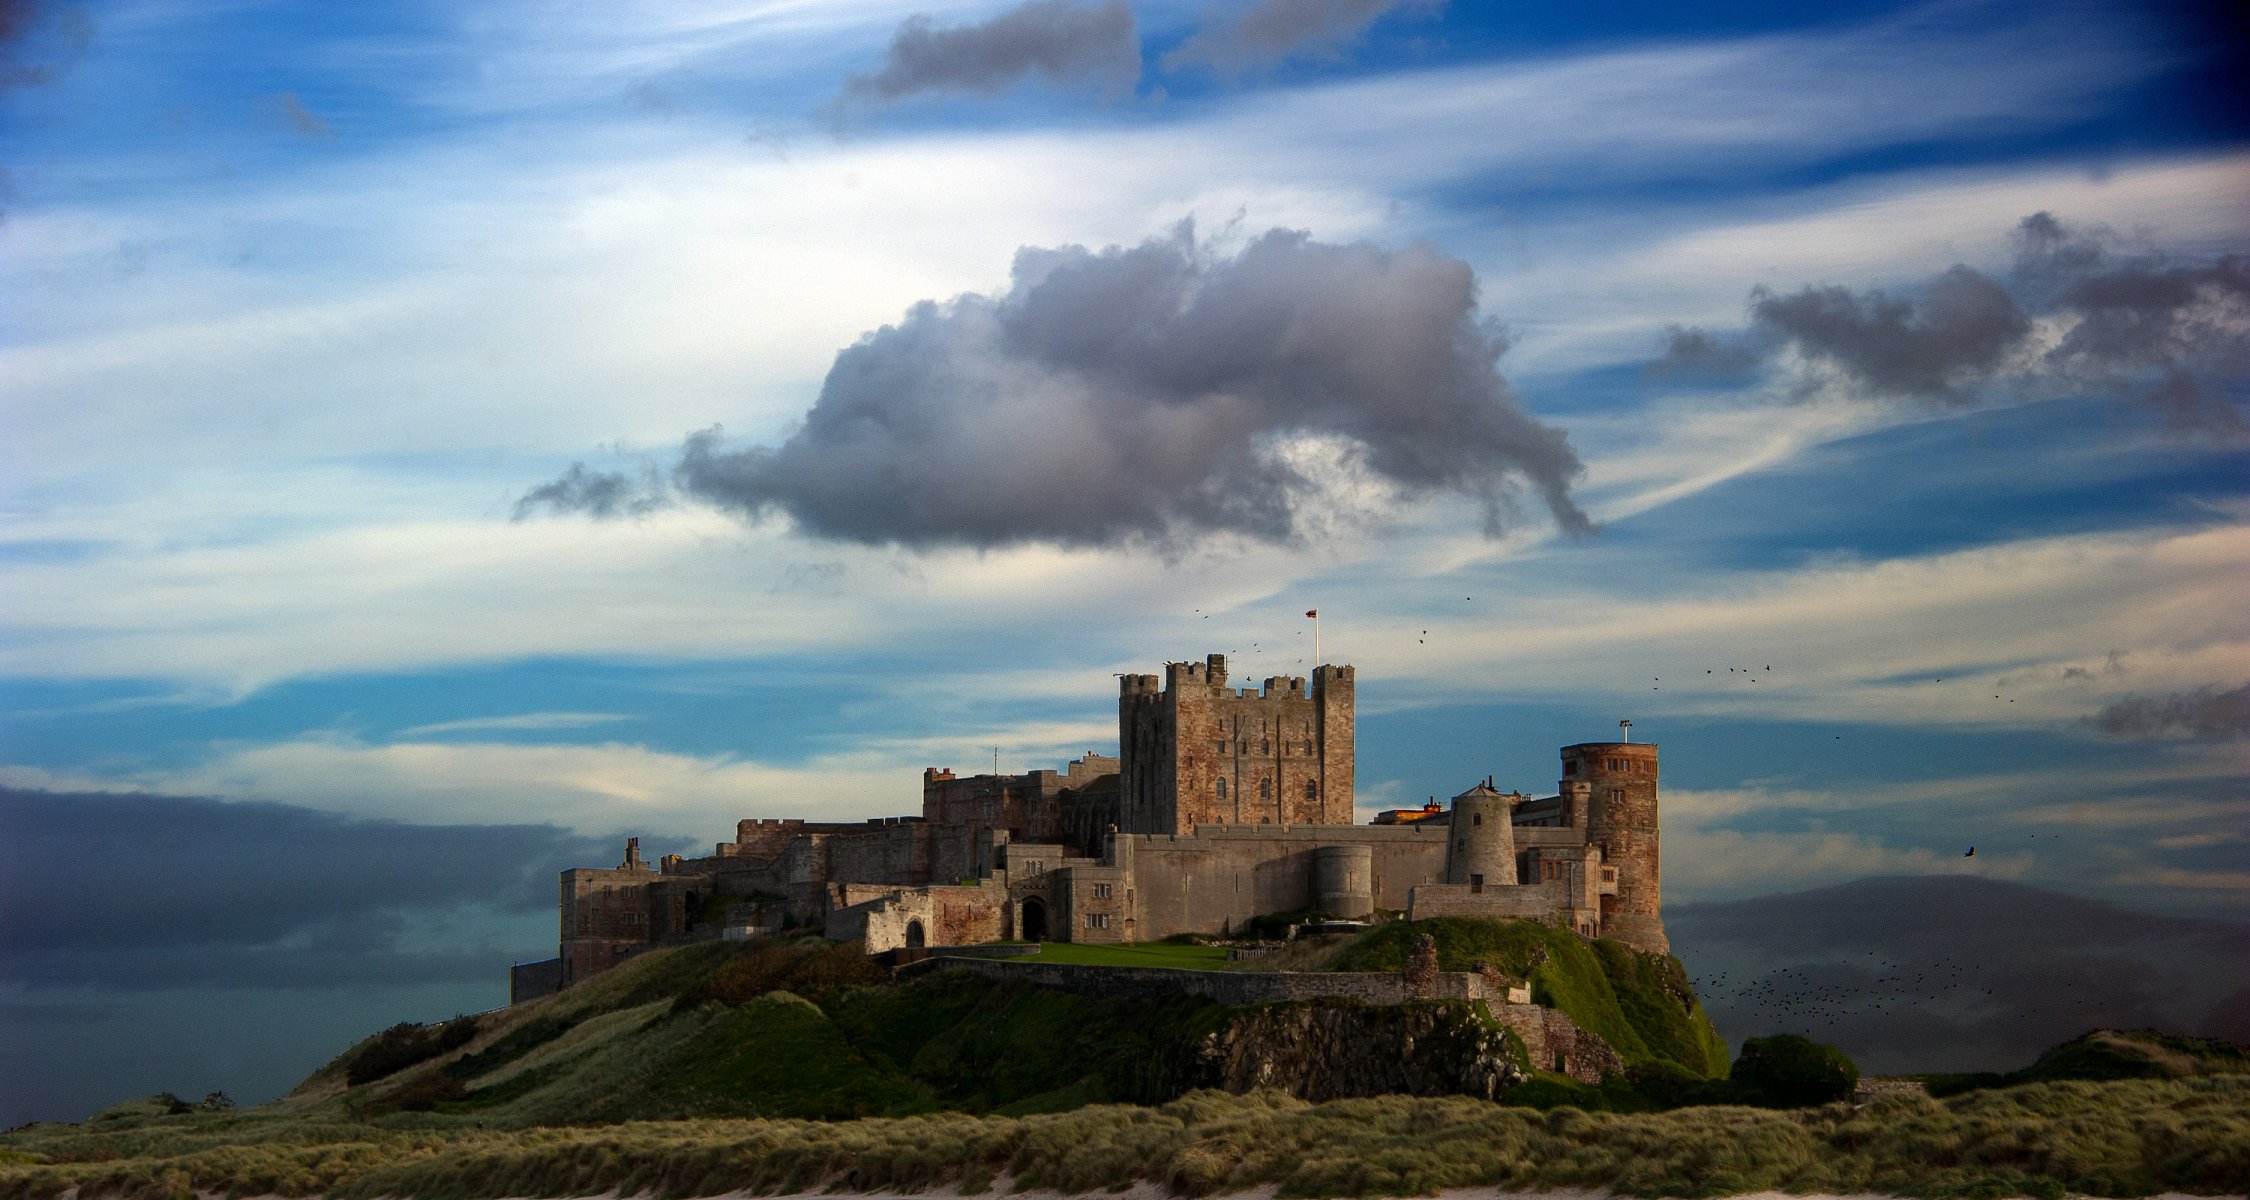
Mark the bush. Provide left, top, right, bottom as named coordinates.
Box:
left=1730, top=1034, right=1859, bottom=1108
left=345, top=1017, right=480, bottom=1086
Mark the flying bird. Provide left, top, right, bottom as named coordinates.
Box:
left=1964, top=846, right=1976, bottom=857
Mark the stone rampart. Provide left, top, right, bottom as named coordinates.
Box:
left=909, top=956, right=1497, bottom=1005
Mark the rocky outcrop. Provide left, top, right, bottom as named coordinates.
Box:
left=1172, top=1001, right=1531, bottom=1101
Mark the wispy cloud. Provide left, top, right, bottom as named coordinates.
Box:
left=395, top=711, right=634, bottom=736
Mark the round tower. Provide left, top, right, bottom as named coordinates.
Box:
left=1562, top=739, right=1666, bottom=953
left=1313, top=844, right=1373, bottom=918
left=1444, top=780, right=1519, bottom=888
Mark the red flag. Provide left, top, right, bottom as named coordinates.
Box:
left=1305, top=609, right=1318, bottom=618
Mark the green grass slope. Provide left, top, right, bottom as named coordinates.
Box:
left=1328, top=917, right=1729, bottom=1076
left=272, top=939, right=1241, bottom=1126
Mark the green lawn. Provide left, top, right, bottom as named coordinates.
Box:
left=1016, top=941, right=1231, bottom=969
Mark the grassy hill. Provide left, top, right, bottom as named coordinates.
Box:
left=260, top=920, right=1728, bottom=1127
left=1925, top=1028, right=2250, bottom=1096
left=1327, top=917, right=1731, bottom=1076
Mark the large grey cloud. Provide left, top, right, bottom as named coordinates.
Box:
left=1657, top=213, right=2249, bottom=432
left=0, top=787, right=613, bottom=989
left=2087, top=681, right=2250, bottom=740
left=844, top=0, right=1139, bottom=102
left=1, top=0, right=92, bottom=91
left=1670, top=875, right=2250, bottom=1074
left=523, top=225, right=1592, bottom=548
left=1163, top=0, right=1441, bottom=76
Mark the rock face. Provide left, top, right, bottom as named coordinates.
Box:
left=1177, top=1002, right=1531, bottom=1101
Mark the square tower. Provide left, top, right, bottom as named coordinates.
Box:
left=1118, top=653, right=1355, bottom=834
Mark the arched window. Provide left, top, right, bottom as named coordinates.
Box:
left=1304, top=780, right=1318, bottom=800
left=1259, top=778, right=1271, bottom=800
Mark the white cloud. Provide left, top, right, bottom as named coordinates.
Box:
left=394, top=712, right=634, bottom=736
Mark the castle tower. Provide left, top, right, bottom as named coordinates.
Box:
left=1444, top=780, right=1519, bottom=888
left=1117, top=654, right=1355, bottom=835
left=1562, top=740, right=1667, bottom=953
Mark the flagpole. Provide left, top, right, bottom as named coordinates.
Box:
left=1306, top=609, right=1320, bottom=668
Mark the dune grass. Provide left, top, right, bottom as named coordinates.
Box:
left=5, top=1077, right=2244, bottom=1200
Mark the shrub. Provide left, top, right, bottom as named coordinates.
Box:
left=345, top=1017, right=480, bottom=1086
left=1730, top=1034, right=1859, bottom=1108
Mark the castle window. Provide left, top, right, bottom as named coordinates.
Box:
left=1304, top=780, right=1318, bottom=800
left=1216, top=778, right=1227, bottom=799
left=1216, top=740, right=1227, bottom=755
left=1259, top=778, right=1271, bottom=800
left=1304, top=740, right=1314, bottom=754
left=1085, top=912, right=1110, bottom=930
left=1456, top=839, right=1467, bottom=852
left=1563, top=761, right=1577, bottom=776
left=1472, top=813, right=1482, bottom=826
left=1262, top=740, right=1271, bottom=754
left=1608, top=788, right=1624, bottom=804
left=1092, top=882, right=1113, bottom=899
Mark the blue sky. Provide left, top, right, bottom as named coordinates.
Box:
left=1, top=0, right=2245, bottom=1122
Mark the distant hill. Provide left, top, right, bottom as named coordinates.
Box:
left=1669, top=875, right=2250, bottom=1074
left=1925, top=1027, right=2250, bottom=1096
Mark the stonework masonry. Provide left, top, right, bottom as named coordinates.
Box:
left=517, top=654, right=1668, bottom=1000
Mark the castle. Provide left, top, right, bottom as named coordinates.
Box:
left=510, top=654, right=1665, bottom=1002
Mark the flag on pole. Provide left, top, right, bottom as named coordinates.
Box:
left=1305, top=609, right=1318, bottom=618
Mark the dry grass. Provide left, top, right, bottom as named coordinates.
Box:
left=5, top=1077, right=2243, bottom=1200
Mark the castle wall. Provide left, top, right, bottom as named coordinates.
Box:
left=1406, top=880, right=1569, bottom=921
left=1116, top=824, right=1447, bottom=939
left=510, top=958, right=562, bottom=1004
left=906, top=956, right=1502, bottom=1005
left=829, top=879, right=1012, bottom=951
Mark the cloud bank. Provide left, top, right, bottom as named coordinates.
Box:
left=844, top=0, right=1140, bottom=102
left=1658, top=213, right=2249, bottom=431
left=0, top=787, right=606, bottom=989
left=523, top=224, right=1592, bottom=548
left=1164, top=0, right=1439, bottom=76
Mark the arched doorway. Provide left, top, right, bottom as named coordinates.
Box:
left=904, top=919, right=926, bottom=949
left=1020, top=897, right=1049, bottom=942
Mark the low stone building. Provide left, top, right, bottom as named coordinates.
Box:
left=512, top=653, right=1666, bottom=1003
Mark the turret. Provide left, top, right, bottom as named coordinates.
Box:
left=1562, top=738, right=1666, bottom=953
left=1444, top=779, right=1519, bottom=888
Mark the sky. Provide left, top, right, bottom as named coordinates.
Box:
left=2, top=0, right=2246, bottom=1124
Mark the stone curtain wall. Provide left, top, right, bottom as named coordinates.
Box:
left=910, top=956, right=1497, bottom=1005
left=1120, top=824, right=1447, bottom=939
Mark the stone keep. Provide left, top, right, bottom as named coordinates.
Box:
left=1118, top=654, right=1355, bottom=835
